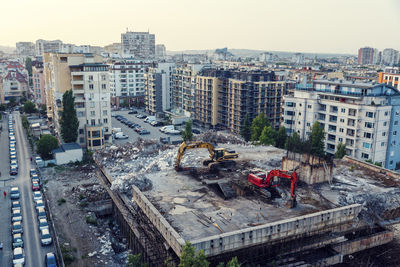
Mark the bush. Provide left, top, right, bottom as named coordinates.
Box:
left=85, top=215, right=97, bottom=225
left=58, top=198, right=66, bottom=206
left=80, top=200, right=88, bottom=208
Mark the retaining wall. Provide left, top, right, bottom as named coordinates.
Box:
left=342, top=156, right=400, bottom=179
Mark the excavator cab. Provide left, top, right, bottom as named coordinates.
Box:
left=214, top=148, right=226, bottom=160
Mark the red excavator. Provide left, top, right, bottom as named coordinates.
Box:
left=248, top=169, right=298, bottom=208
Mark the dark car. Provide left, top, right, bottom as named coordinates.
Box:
left=139, top=129, right=150, bottom=135
left=151, top=121, right=163, bottom=127
left=192, top=129, right=201, bottom=134
left=135, top=127, right=143, bottom=133
left=10, top=167, right=18, bottom=175
left=126, top=121, right=134, bottom=127
left=45, top=252, right=57, bottom=267
left=129, top=123, right=139, bottom=128
left=128, top=110, right=138, bottom=114
left=30, top=168, right=37, bottom=177
left=160, top=137, right=169, bottom=144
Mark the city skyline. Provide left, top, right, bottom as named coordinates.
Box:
left=0, top=0, right=399, bottom=54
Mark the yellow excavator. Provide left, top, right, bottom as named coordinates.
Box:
left=175, top=141, right=239, bottom=171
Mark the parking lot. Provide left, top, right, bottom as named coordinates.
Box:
left=111, top=110, right=183, bottom=144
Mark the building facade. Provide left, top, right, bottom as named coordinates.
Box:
left=195, top=69, right=292, bottom=133
left=121, top=31, right=155, bottom=59
left=379, top=67, right=400, bottom=90
left=282, top=79, right=400, bottom=170
left=358, top=47, right=376, bottom=65
left=155, top=44, right=166, bottom=60
left=36, top=39, right=63, bottom=56
left=382, top=48, right=399, bottom=66
left=43, top=53, right=111, bottom=149
left=32, top=62, right=46, bottom=104
left=144, top=62, right=175, bottom=115
left=0, top=62, right=28, bottom=104
left=172, top=64, right=204, bottom=115
left=16, top=42, right=35, bottom=57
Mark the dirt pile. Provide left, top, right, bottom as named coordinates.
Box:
left=194, top=130, right=247, bottom=145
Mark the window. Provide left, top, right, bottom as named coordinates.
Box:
left=339, top=138, right=343, bottom=142
left=88, top=75, right=93, bottom=81
left=381, top=142, right=385, bottom=147
left=102, top=84, right=107, bottom=89
left=385, top=111, right=389, bottom=116
left=394, top=131, right=397, bottom=136
left=103, top=101, right=107, bottom=107
left=90, top=102, right=95, bottom=108
left=341, top=108, right=346, bottom=113
left=361, top=153, right=369, bottom=159
left=286, top=111, right=295, bottom=116
left=90, top=111, right=95, bottom=117
left=101, top=74, right=106, bottom=81
left=339, top=128, right=344, bottom=133
left=366, top=112, right=374, bottom=118
left=103, top=118, right=108, bottom=123
left=365, top=122, right=374, bottom=128
left=306, top=122, right=310, bottom=127
left=307, top=105, right=312, bottom=109
left=396, top=111, right=399, bottom=116
left=390, top=160, right=393, bottom=165
left=383, top=132, right=386, bottom=137
left=285, top=120, right=293, bottom=125
left=79, top=129, right=84, bottom=134
left=363, top=142, right=371, bottom=149
left=89, top=84, right=94, bottom=90
left=103, top=110, right=108, bottom=116
left=395, top=121, right=399, bottom=126
left=384, top=122, right=387, bottom=126
left=364, top=132, right=372, bottom=139
left=79, top=137, right=84, bottom=143
left=340, top=119, right=344, bottom=123
left=89, top=93, right=94, bottom=99
left=298, top=121, right=301, bottom=125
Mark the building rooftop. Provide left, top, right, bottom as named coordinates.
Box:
left=52, top=142, right=81, bottom=154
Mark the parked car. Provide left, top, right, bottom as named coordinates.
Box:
left=10, top=187, right=20, bottom=199
left=36, top=200, right=45, bottom=211
left=12, top=209, right=22, bottom=222
left=37, top=207, right=47, bottom=220
left=30, top=168, right=37, bottom=177
left=39, top=218, right=49, bottom=231
left=13, top=247, right=25, bottom=265
left=32, top=181, right=40, bottom=191
left=114, top=132, right=129, bottom=139
left=45, top=252, right=57, bottom=267
left=12, top=233, right=23, bottom=249
left=12, top=221, right=23, bottom=234
left=144, top=116, right=156, bottom=123
left=31, top=174, right=39, bottom=181
left=40, top=228, right=52, bottom=246
left=135, top=127, right=143, bottom=133
left=128, top=110, right=138, bottom=114
left=136, top=114, right=146, bottom=119
left=160, top=137, right=169, bottom=144
left=192, top=129, right=201, bottom=134
left=10, top=155, right=17, bottom=162
left=150, top=121, right=163, bottom=127
left=33, top=191, right=42, bottom=202
left=139, top=129, right=150, bottom=135
left=11, top=160, right=18, bottom=169
left=12, top=201, right=21, bottom=212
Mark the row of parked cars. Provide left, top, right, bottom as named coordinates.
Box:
left=9, top=115, right=18, bottom=176
left=115, top=115, right=150, bottom=135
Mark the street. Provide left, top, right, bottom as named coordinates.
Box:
left=0, top=112, right=54, bottom=266
left=112, top=110, right=183, bottom=144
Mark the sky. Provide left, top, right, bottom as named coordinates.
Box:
left=0, top=0, right=399, bottom=54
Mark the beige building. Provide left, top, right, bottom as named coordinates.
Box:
left=32, top=62, right=45, bottom=104
left=43, top=53, right=111, bottom=150
left=195, top=69, right=292, bottom=133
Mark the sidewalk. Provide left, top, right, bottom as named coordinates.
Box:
left=0, top=115, right=12, bottom=181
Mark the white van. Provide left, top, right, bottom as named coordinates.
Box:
left=144, top=116, right=156, bottom=123
left=160, top=125, right=174, bottom=133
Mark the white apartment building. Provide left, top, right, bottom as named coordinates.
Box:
left=36, top=39, right=63, bottom=56
left=121, top=31, right=155, bottom=59
left=144, top=62, right=175, bottom=115
left=109, top=58, right=150, bottom=106
left=43, top=53, right=111, bottom=150
left=155, top=44, right=166, bottom=60
left=16, top=42, right=35, bottom=57
left=283, top=79, right=400, bottom=170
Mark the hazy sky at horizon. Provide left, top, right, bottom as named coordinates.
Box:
left=1, top=0, right=399, bottom=54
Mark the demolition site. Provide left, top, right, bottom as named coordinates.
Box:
left=89, top=131, right=400, bottom=266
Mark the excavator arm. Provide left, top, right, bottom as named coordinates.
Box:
left=175, top=141, right=215, bottom=171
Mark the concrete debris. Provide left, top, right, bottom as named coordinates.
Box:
left=194, top=130, right=247, bottom=145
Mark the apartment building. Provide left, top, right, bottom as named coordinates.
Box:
left=0, top=62, right=28, bottom=104
left=282, top=79, right=400, bottom=170
left=108, top=58, right=152, bottom=107
left=16, top=42, right=35, bottom=57
left=32, top=62, right=45, bottom=104
left=195, top=69, right=292, bottom=133
left=36, top=39, right=63, bottom=56
left=121, top=31, right=155, bottom=59
left=155, top=44, right=166, bottom=60
left=172, top=64, right=204, bottom=115
left=43, top=53, right=111, bottom=150
left=379, top=67, right=400, bottom=90
left=144, top=62, right=175, bottom=115
left=358, top=47, right=377, bottom=65
left=382, top=48, right=399, bottom=66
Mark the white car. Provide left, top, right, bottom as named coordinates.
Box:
left=40, top=228, right=52, bottom=246
left=36, top=200, right=45, bottom=211
left=13, top=247, right=25, bottom=265
left=39, top=218, right=49, bottom=231
left=33, top=191, right=42, bottom=202
left=12, top=209, right=22, bottom=222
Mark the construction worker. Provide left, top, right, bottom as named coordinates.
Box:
left=3, top=191, right=6, bottom=198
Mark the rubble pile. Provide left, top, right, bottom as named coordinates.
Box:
left=195, top=130, right=247, bottom=145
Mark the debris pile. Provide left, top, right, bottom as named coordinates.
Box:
left=195, top=130, right=247, bottom=145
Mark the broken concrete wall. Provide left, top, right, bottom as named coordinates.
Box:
left=342, top=156, right=400, bottom=179
left=282, top=152, right=333, bottom=184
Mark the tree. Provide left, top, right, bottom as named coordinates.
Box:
left=259, top=126, right=276, bottom=146
left=309, top=121, right=325, bottom=157
left=226, top=257, right=241, bottom=267
left=23, top=101, right=37, bottom=113
left=335, top=142, right=346, bottom=159
left=127, top=253, right=148, bottom=267
left=37, top=134, right=58, bottom=160
left=60, top=89, right=79, bottom=143
left=25, top=57, right=32, bottom=77
left=7, top=97, right=16, bottom=108
left=40, top=104, right=47, bottom=115
left=285, top=132, right=303, bottom=153
left=275, top=126, right=288, bottom=149
left=181, top=120, right=193, bottom=142
left=250, top=113, right=269, bottom=141
left=0, top=104, right=6, bottom=111
left=240, top=113, right=251, bottom=142
left=178, top=241, right=209, bottom=267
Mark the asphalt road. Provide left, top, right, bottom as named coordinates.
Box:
left=112, top=110, right=183, bottom=144
left=0, top=112, right=54, bottom=266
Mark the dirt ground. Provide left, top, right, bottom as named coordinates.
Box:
left=42, top=164, right=129, bottom=267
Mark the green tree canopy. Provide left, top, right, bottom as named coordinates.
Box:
left=285, top=131, right=303, bottom=153
left=178, top=241, right=209, bottom=267
left=226, top=257, right=241, bottom=267
left=181, top=120, right=193, bottom=142
left=240, top=112, right=251, bottom=142
left=37, top=134, right=58, bottom=160
left=60, top=89, right=79, bottom=143
left=250, top=113, right=270, bottom=141
left=0, top=104, right=6, bottom=111
left=309, top=121, right=326, bottom=157
left=23, top=100, right=37, bottom=113
left=335, top=142, right=346, bottom=159
left=40, top=104, right=47, bottom=115
left=259, top=126, right=276, bottom=146
left=275, top=126, right=288, bottom=149
left=25, top=57, right=32, bottom=77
